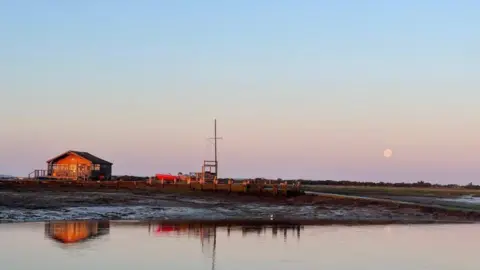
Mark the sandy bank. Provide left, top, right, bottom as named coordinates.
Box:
left=0, top=190, right=479, bottom=224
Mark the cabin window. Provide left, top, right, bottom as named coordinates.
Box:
left=94, top=164, right=100, bottom=171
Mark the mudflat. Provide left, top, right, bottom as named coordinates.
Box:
left=1, top=188, right=479, bottom=224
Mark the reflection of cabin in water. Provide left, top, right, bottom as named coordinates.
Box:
left=45, top=221, right=110, bottom=244
left=31, top=150, right=113, bottom=180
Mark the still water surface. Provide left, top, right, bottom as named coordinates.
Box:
left=0, top=222, right=477, bottom=270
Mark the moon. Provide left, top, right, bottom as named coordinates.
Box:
left=383, top=149, right=393, bottom=158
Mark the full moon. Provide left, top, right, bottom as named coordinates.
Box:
left=384, top=149, right=393, bottom=158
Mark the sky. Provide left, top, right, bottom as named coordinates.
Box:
left=1, top=1, right=479, bottom=183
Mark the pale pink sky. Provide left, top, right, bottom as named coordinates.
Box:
left=1, top=110, right=479, bottom=183
left=1, top=1, right=479, bottom=183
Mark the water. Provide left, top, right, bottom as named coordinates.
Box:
left=441, top=196, right=480, bottom=205
left=0, top=221, right=478, bottom=270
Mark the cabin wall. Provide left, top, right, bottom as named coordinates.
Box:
left=45, top=152, right=112, bottom=180
left=103, top=165, right=112, bottom=180
left=49, top=154, right=93, bottom=179
left=90, top=164, right=112, bottom=180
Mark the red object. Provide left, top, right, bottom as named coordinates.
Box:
left=155, top=174, right=178, bottom=181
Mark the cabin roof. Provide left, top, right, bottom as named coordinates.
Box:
left=46, top=150, right=113, bottom=165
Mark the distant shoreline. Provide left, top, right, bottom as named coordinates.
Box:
left=3, top=176, right=479, bottom=190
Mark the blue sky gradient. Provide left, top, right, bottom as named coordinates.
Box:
left=1, top=1, right=479, bottom=183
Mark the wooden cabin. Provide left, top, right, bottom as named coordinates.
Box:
left=45, top=150, right=113, bottom=180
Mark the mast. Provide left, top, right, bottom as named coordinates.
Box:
left=208, top=118, right=222, bottom=179
left=214, top=118, right=218, bottom=177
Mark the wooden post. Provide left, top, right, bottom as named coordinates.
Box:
left=187, top=176, right=191, bottom=189
left=260, top=180, right=267, bottom=193
left=161, top=178, right=164, bottom=188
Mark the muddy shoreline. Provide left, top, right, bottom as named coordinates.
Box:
left=1, top=189, right=480, bottom=224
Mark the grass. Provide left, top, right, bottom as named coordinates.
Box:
left=303, top=185, right=480, bottom=198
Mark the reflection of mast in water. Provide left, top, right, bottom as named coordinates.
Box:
left=150, top=222, right=217, bottom=269
left=212, top=226, right=216, bottom=270
left=148, top=223, right=303, bottom=270
left=198, top=225, right=216, bottom=270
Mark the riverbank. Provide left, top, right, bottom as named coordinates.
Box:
left=1, top=189, right=480, bottom=224
left=303, top=185, right=480, bottom=198
left=304, top=185, right=480, bottom=212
